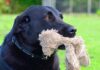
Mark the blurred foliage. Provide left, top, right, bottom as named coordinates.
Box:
left=56, top=0, right=100, bottom=13
left=10, top=0, right=42, bottom=13
left=0, top=0, right=11, bottom=14
left=0, top=0, right=100, bottom=14
left=0, top=0, right=41, bottom=14
left=92, top=0, right=100, bottom=12
left=96, top=9, right=100, bottom=15
left=56, top=0, right=69, bottom=12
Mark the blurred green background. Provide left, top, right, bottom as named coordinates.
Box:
left=0, top=0, right=100, bottom=70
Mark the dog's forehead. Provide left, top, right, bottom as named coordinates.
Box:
left=44, top=6, right=61, bottom=15
left=22, top=6, right=61, bottom=16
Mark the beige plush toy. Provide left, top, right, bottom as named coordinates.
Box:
left=65, top=36, right=90, bottom=70
left=38, top=29, right=90, bottom=70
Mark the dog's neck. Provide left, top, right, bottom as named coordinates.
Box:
left=1, top=43, right=56, bottom=70
left=1, top=35, right=57, bottom=70
left=11, top=36, right=50, bottom=60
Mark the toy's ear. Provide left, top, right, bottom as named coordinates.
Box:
left=58, top=45, right=65, bottom=50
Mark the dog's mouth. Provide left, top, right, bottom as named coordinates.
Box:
left=65, top=32, right=76, bottom=37
left=14, top=27, right=76, bottom=59
left=58, top=30, right=76, bottom=38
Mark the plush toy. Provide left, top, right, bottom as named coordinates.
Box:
left=38, top=29, right=90, bottom=70
left=65, top=36, right=90, bottom=70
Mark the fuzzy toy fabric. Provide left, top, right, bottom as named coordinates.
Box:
left=65, top=36, right=90, bottom=70
left=38, top=29, right=90, bottom=70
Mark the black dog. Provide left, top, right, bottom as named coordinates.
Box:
left=0, top=6, right=76, bottom=70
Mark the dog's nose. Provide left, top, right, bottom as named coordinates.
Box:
left=58, top=26, right=77, bottom=37
left=68, top=27, right=76, bottom=34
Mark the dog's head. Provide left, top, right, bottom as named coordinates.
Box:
left=11, top=6, right=76, bottom=58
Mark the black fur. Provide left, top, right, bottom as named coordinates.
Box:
left=0, top=6, right=76, bottom=70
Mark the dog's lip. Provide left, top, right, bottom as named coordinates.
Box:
left=68, top=32, right=76, bottom=37
left=68, top=34, right=75, bottom=38
left=58, top=31, right=76, bottom=38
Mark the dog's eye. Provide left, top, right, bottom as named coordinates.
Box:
left=44, top=11, right=55, bottom=22
left=22, top=16, right=30, bottom=23
left=60, top=14, right=63, bottom=19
